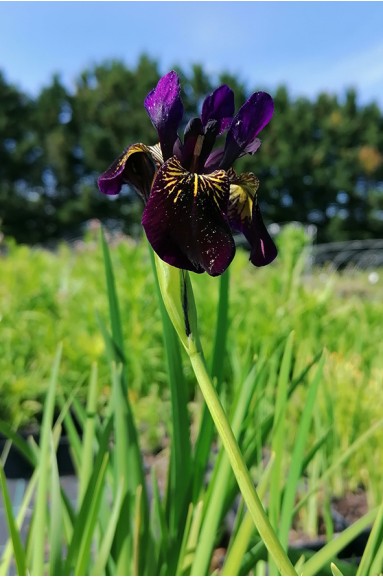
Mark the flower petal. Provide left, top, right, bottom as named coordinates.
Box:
left=180, top=117, right=204, bottom=169
left=249, top=202, right=278, bottom=267
left=97, top=143, right=156, bottom=201
left=228, top=172, right=259, bottom=233
left=220, top=92, right=274, bottom=169
left=204, top=147, right=225, bottom=173
left=228, top=171, right=277, bottom=266
left=142, top=156, right=235, bottom=276
left=201, top=85, right=235, bottom=134
left=144, top=71, right=184, bottom=161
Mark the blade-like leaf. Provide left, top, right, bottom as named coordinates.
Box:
left=300, top=508, right=377, bottom=576
left=100, top=227, right=125, bottom=359
left=74, top=455, right=109, bottom=576
left=357, top=498, right=383, bottom=576
left=49, top=434, right=64, bottom=576
left=0, top=420, right=38, bottom=469
left=149, top=246, right=192, bottom=550
left=269, top=332, right=294, bottom=575
left=64, top=416, right=113, bottom=574
left=91, top=481, right=124, bottom=576
left=279, top=353, right=324, bottom=548
left=79, top=363, right=99, bottom=504
left=0, top=464, right=27, bottom=576
left=222, top=453, right=276, bottom=576
left=31, top=344, right=62, bottom=576
left=193, top=270, right=230, bottom=501
left=191, top=362, right=260, bottom=576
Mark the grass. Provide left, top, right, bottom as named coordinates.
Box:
left=0, top=227, right=382, bottom=490
left=1, top=223, right=383, bottom=575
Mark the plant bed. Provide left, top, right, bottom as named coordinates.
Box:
left=0, top=407, right=83, bottom=479
left=0, top=430, right=76, bottom=479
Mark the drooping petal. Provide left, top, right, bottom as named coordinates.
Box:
left=144, top=71, right=184, bottom=161
left=228, top=171, right=277, bottom=266
left=142, top=156, right=235, bottom=276
left=201, top=84, right=235, bottom=134
left=220, top=92, right=274, bottom=169
left=97, top=143, right=156, bottom=201
left=228, top=171, right=259, bottom=233
left=249, top=202, right=278, bottom=267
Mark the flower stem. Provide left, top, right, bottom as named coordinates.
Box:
left=187, top=339, right=297, bottom=577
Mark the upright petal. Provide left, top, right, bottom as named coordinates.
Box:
left=142, top=156, right=235, bottom=276
left=201, top=85, right=235, bottom=134
left=220, top=92, right=274, bottom=169
left=144, top=71, right=184, bottom=161
left=98, top=143, right=156, bottom=201
left=180, top=117, right=204, bottom=170
left=204, top=147, right=225, bottom=173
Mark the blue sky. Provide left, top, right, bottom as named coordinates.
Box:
left=1, top=1, right=383, bottom=107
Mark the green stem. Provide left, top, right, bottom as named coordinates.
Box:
left=188, top=339, right=297, bottom=577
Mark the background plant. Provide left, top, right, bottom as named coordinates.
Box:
left=0, top=226, right=382, bottom=495
left=1, top=229, right=383, bottom=575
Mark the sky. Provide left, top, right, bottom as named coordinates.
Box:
left=1, top=1, right=383, bottom=107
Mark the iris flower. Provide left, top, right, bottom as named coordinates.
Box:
left=98, top=71, right=277, bottom=276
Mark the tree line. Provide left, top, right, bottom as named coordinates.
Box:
left=1, top=54, right=382, bottom=244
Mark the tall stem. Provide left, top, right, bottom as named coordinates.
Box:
left=188, top=341, right=297, bottom=577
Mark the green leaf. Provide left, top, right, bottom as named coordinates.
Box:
left=63, top=416, right=113, bottom=574
left=0, top=464, right=27, bottom=576
left=191, top=362, right=265, bottom=576
left=31, top=344, right=62, bottom=576
left=78, top=363, right=99, bottom=505
left=331, top=561, right=344, bottom=576
left=100, top=227, right=125, bottom=359
left=193, top=270, right=230, bottom=501
left=91, top=481, right=124, bottom=576
left=149, top=246, right=192, bottom=553
left=300, top=508, right=378, bottom=576
left=48, top=435, right=64, bottom=576
left=0, top=420, right=38, bottom=469
left=150, top=467, right=169, bottom=574
left=179, top=500, right=204, bottom=576
left=269, top=331, right=295, bottom=575
left=357, top=498, right=383, bottom=576
left=101, top=229, right=149, bottom=574
left=294, top=418, right=383, bottom=516
left=74, top=454, right=109, bottom=576
left=279, top=353, right=324, bottom=548
left=222, top=454, right=276, bottom=576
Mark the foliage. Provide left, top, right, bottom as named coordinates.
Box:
left=0, top=225, right=383, bottom=498
left=1, top=229, right=383, bottom=575
left=1, top=58, right=383, bottom=244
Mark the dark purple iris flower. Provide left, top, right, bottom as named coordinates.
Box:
left=98, top=71, right=277, bottom=276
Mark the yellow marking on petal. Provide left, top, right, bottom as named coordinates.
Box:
left=159, top=156, right=229, bottom=211
left=174, top=190, right=182, bottom=203
left=229, top=184, right=253, bottom=221
left=111, top=143, right=152, bottom=177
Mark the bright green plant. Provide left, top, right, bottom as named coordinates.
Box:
left=1, top=230, right=383, bottom=575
